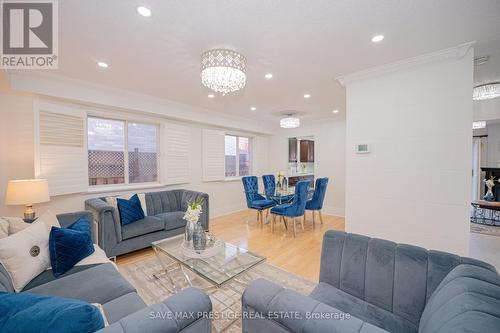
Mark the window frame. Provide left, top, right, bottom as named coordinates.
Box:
left=224, top=134, right=252, bottom=179
left=87, top=115, right=161, bottom=189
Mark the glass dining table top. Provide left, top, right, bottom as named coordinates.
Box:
left=152, top=236, right=266, bottom=287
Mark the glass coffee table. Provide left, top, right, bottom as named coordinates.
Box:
left=152, top=235, right=266, bottom=331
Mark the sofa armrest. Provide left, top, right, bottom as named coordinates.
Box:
left=85, top=198, right=122, bottom=257
left=242, top=278, right=387, bottom=333
left=97, top=288, right=212, bottom=333
left=180, top=190, right=210, bottom=231
left=56, top=211, right=93, bottom=228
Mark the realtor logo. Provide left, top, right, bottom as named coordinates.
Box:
left=1, top=0, right=58, bottom=69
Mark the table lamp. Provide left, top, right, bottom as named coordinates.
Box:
left=5, top=179, right=50, bottom=222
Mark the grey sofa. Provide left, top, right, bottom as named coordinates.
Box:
left=85, top=190, right=209, bottom=257
left=242, top=230, right=500, bottom=333
left=0, top=211, right=212, bottom=333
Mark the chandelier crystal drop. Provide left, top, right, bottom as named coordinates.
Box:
left=280, top=117, right=300, bottom=129
left=473, top=82, right=500, bottom=101
left=201, top=48, right=247, bottom=95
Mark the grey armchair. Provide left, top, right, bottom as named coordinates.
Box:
left=98, top=287, right=212, bottom=333
left=242, top=230, right=500, bottom=333
left=85, top=189, right=209, bottom=257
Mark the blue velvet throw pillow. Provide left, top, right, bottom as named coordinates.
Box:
left=49, top=216, right=95, bottom=277
left=0, top=291, right=104, bottom=333
left=117, top=194, right=145, bottom=225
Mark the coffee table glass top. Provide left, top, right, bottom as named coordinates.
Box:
left=152, top=236, right=265, bottom=287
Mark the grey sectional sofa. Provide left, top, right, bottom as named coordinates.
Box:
left=0, top=211, right=212, bottom=333
left=242, top=230, right=500, bottom=333
left=85, top=190, right=209, bottom=257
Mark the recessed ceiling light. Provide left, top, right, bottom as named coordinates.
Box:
left=208, top=93, right=215, bottom=99
left=332, top=109, right=339, bottom=114
left=303, top=93, right=311, bottom=99
left=371, top=35, right=384, bottom=43
left=137, top=6, right=152, bottom=17
left=97, top=61, right=108, bottom=68
left=264, top=73, right=273, bottom=79
left=250, top=107, right=257, bottom=111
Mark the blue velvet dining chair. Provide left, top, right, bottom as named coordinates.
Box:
left=270, top=180, right=311, bottom=237
left=242, top=176, right=276, bottom=227
left=305, top=177, right=329, bottom=226
left=262, top=174, right=294, bottom=204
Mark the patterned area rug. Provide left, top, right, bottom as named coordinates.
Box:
left=470, top=222, right=500, bottom=237
left=119, top=256, right=315, bottom=332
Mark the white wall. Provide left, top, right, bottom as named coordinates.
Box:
left=0, top=88, right=269, bottom=219
left=342, top=44, right=474, bottom=255
left=268, top=119, right=346, bottom=217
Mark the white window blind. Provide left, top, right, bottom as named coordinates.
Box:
left=34, top=101, right=88, bottom=196
left=202, top=129, right=225, bottom=181
left=162, top=123, right=190, bottom=185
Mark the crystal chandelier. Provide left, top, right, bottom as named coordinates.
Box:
left=201, top=48, right=246, bottom=95
left=280, top=116, right=300, bottom=129
left=473, top=82, right=500, bottom=101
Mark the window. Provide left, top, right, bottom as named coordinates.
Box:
left=88, top=117, right=158, bottom=186
left=225, top=135, right=251, bottom=177
left=128, top=122, right=158, bottom=183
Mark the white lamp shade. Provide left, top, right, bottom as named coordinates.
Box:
left=5, top=179, right=50, bottom=205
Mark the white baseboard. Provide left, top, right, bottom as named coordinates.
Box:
left=322, top=205, right=345, bottom=218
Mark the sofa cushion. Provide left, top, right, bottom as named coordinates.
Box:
left=0, top=220, right=51, bottom=292
left=117, top=194, right=145, bottom=225
left=146, top=190, right=182, bottom=215
left=156, top=211, right=186, bottom=231
left=23, top=264, right=101, bottom=291
left=49, top=216, right=95, bottom=277
left=121, top=216, right=164, bottom=240
left=25, top=263, right=136, bottom=305
left=418, top=264, right=500, bottom=333
left=0, top=264, right=14, bottom=292
left=102, top=292, right=146, bottom=324
left=0, top=291, right=104, bottom=333
left=310, top=282, right=417, bottom=333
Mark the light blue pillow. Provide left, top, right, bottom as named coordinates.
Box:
left=0, top=291, right=104, bottom=333
left=49, top=216, right=94, bottom=277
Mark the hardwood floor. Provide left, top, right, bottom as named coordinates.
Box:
left=117, top=209, right=345, bottom=282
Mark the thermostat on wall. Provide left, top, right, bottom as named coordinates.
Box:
left=355, top=144, right=370, bottom=154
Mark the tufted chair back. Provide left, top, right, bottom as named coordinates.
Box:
left=307, top=177, right=329, bottom=210
left=242, top=176, right=261, bottom=208
left=262, top=175, right=276, bottom=199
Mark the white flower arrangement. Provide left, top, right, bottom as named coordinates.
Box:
left=484, top=176, right=497, bottom=189
left=183, top=199, right=204, bottom=224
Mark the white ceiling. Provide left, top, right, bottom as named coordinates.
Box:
left=43, top=0, right=500, bottom=122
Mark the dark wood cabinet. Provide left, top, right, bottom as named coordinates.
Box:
left=300, top=140, right=314, bottom=162
left=288, top=138, right=297, bottom=162
left=288, top=174, right=314, bottom=187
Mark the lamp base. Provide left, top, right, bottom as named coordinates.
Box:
left=23, top=205, right=37, bottom=223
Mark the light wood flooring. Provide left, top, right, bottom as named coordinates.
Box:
left=117, top=209, right=344, bottom=282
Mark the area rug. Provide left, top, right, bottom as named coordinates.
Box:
left=118, top=256, right=315, bottom=332
left=470, top=222, right=500, bottom=237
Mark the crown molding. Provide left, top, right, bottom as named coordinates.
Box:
left=336, top=41, right=475, bottom=87
left=6, top=71, right=274, bottom=135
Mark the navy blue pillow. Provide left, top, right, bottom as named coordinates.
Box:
left=117, top=194, right=145, bottom=225
left=49, top=216, right=95, bottom=277
left=0, top=291, right=104, bottom=333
